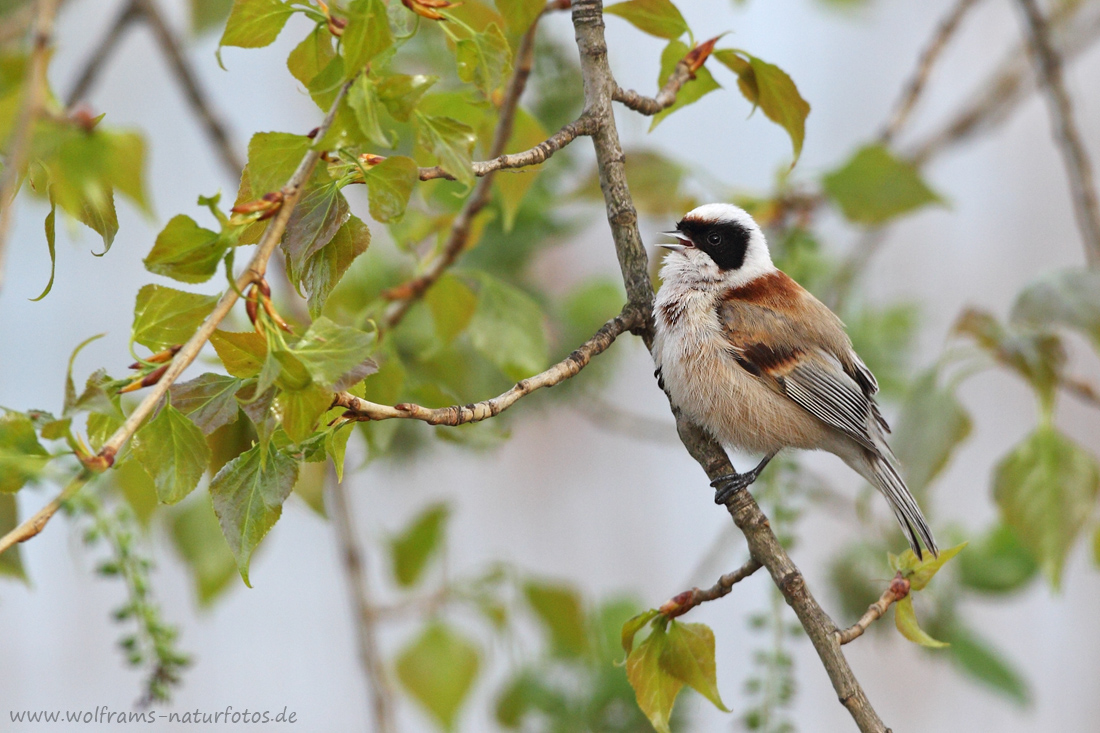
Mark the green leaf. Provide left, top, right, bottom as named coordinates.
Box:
left=622, top=609, right=660, bottom=655
left=892, top=369, right=972, bottom=497
left=301, top=214, right=371, bottom=318
left=170, top=493, right=238, bottom=605
left=29, top=199, right=56, bottom=301
left=495, top=107, right=545, bottom=231
left=288, top=24, right=336, bottom=88
left=993, top=426, right=1100, bottom=587
left=219, top=0, right=293, bottom=51
left=426, top=273, right=478, bottom=343
left=605, top=0, right=689, bottom=39
left=131, top=284, right=218, bottom=351
left=210, top=330, right=268, bottom=378
left=651, top=40, right=720, bottom=130
left=342, top=0, right=393, bottom=77
left=523, top=580, right=588, bottom=657
left=376, top=73, right=438, bottom=122
left=283, top=180, right=350, bottom=278
left=661, top=621, right=728, bottom=712
left=893, top=596, right=948, bottom=648
left=958, top=523, right=1038, bottom=594
left=210, top=442, right=299, bottom=586
left=954, top=308, right=1065, bottom=405
left=495, top=0, right=544, bottom=35
left=365, top=155, right=418, bottom=222
left=293, top=316, right=377, bottom=388
left=0, top=493, right=27, bottom=580
left=455, top=23, right=512, bottom=96
left=112, top=457, right=158, bottom=525
left=416, top=113, right=477, bottom=191
left=274, top=382, right=333, bottom=442
left=396, top=623, right=480, bottom=731
left=169, top=373, right=244, bottom=435
left=713, top=49, right=810, bottom=164
left=190, top=0, right=235, bottom=36
left=944, top=625, right=1031, bottom=706
left=131, top=404, right=211, bottom=505
left=1011, top=267, right=1100, bottom=349
left=822, top=144, right=943, bottom=225
left=468, top=275, right=548, bottom=381
left=626, top=624, right=683, bottom=733
left=306, top=55, right=347, bottom=111
left=890, top=541, right=966, bottom=591
left=245, top=132, right=311, bottom=198
left=0, top=411, right=48, bottom=493
left=390, top=503, right=449, bottom=587
left=348, top=76, right=393, bottom=148
left=144, top=214, right=225, bottom=284
left=104, top=130, right=150, bottom=213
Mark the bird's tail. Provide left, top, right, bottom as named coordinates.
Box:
left=865, top=450, right=938, bottom=559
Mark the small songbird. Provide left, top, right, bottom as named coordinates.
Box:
left=652, top=203, right=937, bottom=558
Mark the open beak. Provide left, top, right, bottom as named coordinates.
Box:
left=658, top=231, right=692, bottom=251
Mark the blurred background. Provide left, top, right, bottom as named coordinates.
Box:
left=1, top=0, right=1099, bottom=731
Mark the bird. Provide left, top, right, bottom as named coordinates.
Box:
left=651, top=203, right=938, bottom=558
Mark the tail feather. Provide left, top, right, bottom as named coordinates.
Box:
left=867, top=451, right=938, bottom=558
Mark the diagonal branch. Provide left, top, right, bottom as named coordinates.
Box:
left=658, top=558, right=763, bottom=619
left=835, top=573, right=910, bottom=646
left=1015, top=0, right=1100, bottom=266
left=64, top=0, right=141, bottom=107
left=335, top=307, right=639, bottom=425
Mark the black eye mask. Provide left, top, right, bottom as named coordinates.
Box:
left=675, top=219, right=752, bottom=271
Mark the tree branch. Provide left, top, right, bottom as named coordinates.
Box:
left=612, top=60, right=692, bottom=116
left=1015, top=0, right=1100, bottom=266
left=835, top=573, right=910, bottom=645
left=335, top=307, right=639, bottom=425
left=0, top=0, right=62, bottom=299
left=570, top=2, right=888, bottom=729
left=0, top=470, right=90, bottom=556
left=64, top=0, right=140, bottom=107
left=658, top=558, right=763, bottom=619
left=879, top=0, right=983, bottom=144
left=327, top=475, right=397, bottom=733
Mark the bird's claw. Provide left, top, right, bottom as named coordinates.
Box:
left=711, top=472, right=756, bottom=504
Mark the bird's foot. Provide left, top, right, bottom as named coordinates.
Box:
left=711, top=471, right=757, bottom=504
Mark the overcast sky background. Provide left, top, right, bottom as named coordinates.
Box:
left=2, top=0, right=1100, bottom=731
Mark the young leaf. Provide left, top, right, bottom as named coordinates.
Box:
left=651, top=40, right=720, bottom=130
left=892, top=369, right=972, bottom=497
left=131, top=284, right=218, bottom=351
left=30, top=200, right=56, bottom=301
left=661, top=621, right=728, bottom=712
left=301, top=215, right=372, bottom=318
left=822, top=144, right=943, bottom=225
left=523, top=581, right=589, bottom=657
left=1010, top=267, right=1100, bottom=349
left=210, top=330, right=268, bottom=379
left=626, top=623, right=683, bottom=733
left=170, top=493, right=238, bottom=606
left=468, top=275, right=548, bottom=381
left=389, top=503, right=450, bottom=587
left=958, top=523, right=1038, bottom=594
left=169, top=373, right=244, bottom=435
left=495, top=0, right=544, bottom=35
left=246, top=132, right=312, bottom=197
left=293, top=316, right=377, bottom=388
left=891, top=541, right=967, bottom=591
left=210, top=442, right=299, bottom=586
left=274, top=383, right=333, bottom=442
left=622, top=609, right=660, bottom=655
left=112, top=457, right=158, bottom=525
left=283, top=180, right=350, bottom=278
left=104, top=130, right=151, bottom=213
left=416, top=113, right=477, bottom=190
left=190, top=0, right=235, bottom=36
left=219, top=0, right=293, bottom=51
left=455, top=23, right=512, bottom=96
left=376, top=74, right=438, bottom=122
left=0, top=411, right=49, bottom=493
left=287, top=24, right=336, bottom=88
left=365, top=155, right=418, bottom=222
left=604, top=0, right=689, bottom=40
left=993, top=426, right=1100, bottom=588
left=893, top=596, right=948, bottom=648
left=144, top=214, right=225, bottom=284
left=396, top=623, right=480, bottom=730
left=426, top=273, right=478, bottom=343
left=131, top=404, right=211, bottom=505
left=0, top=493, right=27, bottom=580
left=348, top=76, right=393, bottom=148
left=713, top=49, right=810, bottom=164
left=342, top=0, right=393, bottom=77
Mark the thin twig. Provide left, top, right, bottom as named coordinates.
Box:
left=335, top=308, right=638, bottom=424
left=0, top=470, right=90, bottom=556
left=65, top=0, right=140, bottom=108
left=327, top=474, right=397, bottom=733
left=1, top=78, right=357, bottom=550
left=880, top=0, right=983, bottom=144
left=611, top=38, right=715, bottom=116
left=381, top=16, right=546, bottom=328
left=659, top=558, right=763, bottom=619
left=835, top=573, right=910, bottom=645
left=0, top=0, right=61, bottom=298
left=1015, top=0, right=1100, bottom=266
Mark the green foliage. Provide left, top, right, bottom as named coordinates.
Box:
left=1011, top=267, right=1100, bottom=349
left=892, top=369, right=972, bottom=498
left=888, top=543, right=967, bottom=649
left=144, top=214, right=225, bottom=284
left=396, top=623, right=481, bottom=731
left=893, top=595, right=947, bottom=648
left=343, top=0, right=394, bottom=77
left=168, top=373, right=244, bottom=436
left=189, top=0, right=234, bottom=36
left=131, top=284, right=218, bottom=352
left=302, top=215, right=372, bottom=318
left=822, top=144, right=942, bottom=224
left=993, top=426, right=1100, bottom=588
left=219, top=0, right=294, bottom=53
left=0, top=494, right=26, bottom=580
left=524, top=580, right=589, bottom=657
left=467, top=274, right=548, bottom=380
left=495, top=0, right=545, bottom=35
left=131, top=404, right=210, bottom=505
left=651, top=40, right=720, bottom=130
left=604, top=0, right=690, bottom=40
left=943, top=624, right=1030, bottom=706
left=170, top=493, right=238, bottom=606
left=0, top=410, right=48, bottom=493
left=455, top=24, right=512, bottom=96
left=417, top=112, right=478, bottom=190
left=957, top=523, right=1038, bottom=594
left=389, top=502, right=449, bottom=587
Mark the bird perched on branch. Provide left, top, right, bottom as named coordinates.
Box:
left=652, top=203, right=938, bottom=558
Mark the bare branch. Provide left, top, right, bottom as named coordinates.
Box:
left=327, top=475, right=397, bottom=733
left=381, top=17, right=546, bottom=328
left=836, top=573, right=911, bottom=645
left=335, top=308, right=639, bottom=425
left=612, top=38, right=716, bottom=116
left=880, top=0, right=983, bottom=144
left=1015, top=0, right=1100, bottom=266
left=0, top=0, right=62, bottom=298
left=64, top=0, right=140, bottom=107
left=658, top=558, right=763, bottom=619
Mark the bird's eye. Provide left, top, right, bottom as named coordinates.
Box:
left=707, top=232, right=722, bottom=245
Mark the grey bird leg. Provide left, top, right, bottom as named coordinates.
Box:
left=711, top=452, right=777, bottom=504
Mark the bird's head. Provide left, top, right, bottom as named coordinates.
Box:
left=659, top=203, right=775, bottom=288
